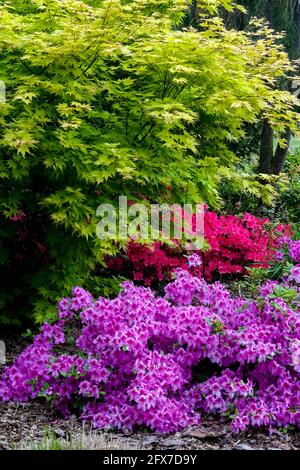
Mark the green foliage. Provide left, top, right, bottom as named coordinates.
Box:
left=16, top=428, right=132, bottom=450
left=226, top=0, right=300, bottom=58
left=229, top=267, right=269, bottom=299
left=269, top=284, right=298, bottom=303
left=218, top=159, right=289, bottom=215
left=273, top=151, right=300, bottom=224
left=0, top=0, right=299, bottom=323
left=220, top=143, right=299, bottom=220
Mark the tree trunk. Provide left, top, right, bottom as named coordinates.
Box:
left=266, top=0, right=274, bottom=27
left=259, top=1, right=300, bottom=174
left=293, top=0, right=300, bottom=56
left=272, top=128, right=292, bottom=174
left=186, top=0, right=200, bottom=27
left=259, top=119, right=274, bottom=173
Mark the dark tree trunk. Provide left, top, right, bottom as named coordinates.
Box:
left=272, top=128, right=292, bottom=174
left=259, top=119, right=274, bottom=173
left=185, top=0, right=200, bottom=28
left=259, top=1, right=300, bottom=174
left=266, top=0, right=274, bottom=27
left=214, top=1, right=300, bottom=174
left=293, top=0, right=300, bottom=55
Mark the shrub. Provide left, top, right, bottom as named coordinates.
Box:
left=106, top=212, right=291, bottom=284
left=267, top=234, right=300, bottom=281
left=1, top=249, right=299, bottom=434
left=273, top=151, right=300, bottom=224
left=106, top=240, right=187, bottom=287
left=219, top=151, right=300, bottom=222
left=0, top=0, right=299, bottom=324
left=202, top=212, right=291, bottom=280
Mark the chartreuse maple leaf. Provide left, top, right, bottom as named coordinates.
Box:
left=0, top=0, right=298, bottom=322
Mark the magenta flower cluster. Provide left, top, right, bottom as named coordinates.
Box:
left=0, top=248, right=299, bottom=434
left=276, top=236, right=300, bottom=264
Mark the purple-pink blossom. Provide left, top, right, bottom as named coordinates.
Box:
left=0, top=251, right=299, bottom=434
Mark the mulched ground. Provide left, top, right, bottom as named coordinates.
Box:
left=0, top=334, right=299, bottom=450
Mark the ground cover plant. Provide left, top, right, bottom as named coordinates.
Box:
left=1, top=238, right=299, bottom=434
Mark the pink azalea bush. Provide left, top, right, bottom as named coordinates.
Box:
left=276, top=236, right=300, bottom=265
left=0, top=248, right=299, bottom=434
left=202, top=212, right=290, bottom=279
left=267, top=235, right=300, bottom=282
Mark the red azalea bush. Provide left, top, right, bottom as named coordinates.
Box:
left=106, top=241, right=186, bottom=286
left=106, top=212, right=291, bottom=285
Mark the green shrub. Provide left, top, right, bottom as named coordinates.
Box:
left=273, top=151, right=300, bottom=224
left=219, top=151, right=300, bottom=222
left=0, top=0, right=298, bottom=324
